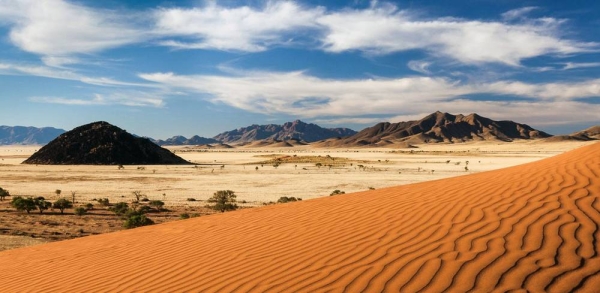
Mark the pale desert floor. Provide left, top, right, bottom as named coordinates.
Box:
left=0, top=140, right=594, bottom=205
left=0, top=141, right=598, bottom=292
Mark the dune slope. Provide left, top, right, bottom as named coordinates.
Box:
left=1, top=143, right=599, bottom=292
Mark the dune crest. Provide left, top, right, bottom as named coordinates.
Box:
left=1, top=143, right=599, bottom=292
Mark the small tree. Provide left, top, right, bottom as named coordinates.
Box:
left=33, top=197, right=52, bottom=214
left=208, top=190, right=238, bottom=212
left=74, top=207, right=87, bottom=216
left=0, top=187, right=10, bottom=201
left=11, top=196, right=35, bottom=214
left=132, top=191, right=145, bottom=203
left=53, top=198, right=73, bottom=214
left=149, top=200, right=165, bottom=212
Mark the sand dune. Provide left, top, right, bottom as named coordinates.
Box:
left=1, top=143, right=599, bottom=292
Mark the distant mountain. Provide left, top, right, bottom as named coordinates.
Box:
left=154, top=135, right=219, bottom=146
left=23, top=121, right=190, bottom=165
left=315, top=111, right=551, bottom=147
left=544, top=125, right=600, bottom=142
left=213, top=120, right=357, bottom=143
left=0, top=126, right=65, bottom=145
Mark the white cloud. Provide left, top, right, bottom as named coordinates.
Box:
left=481, top=79, right=600, bottom=100
left=30, top=93, right=164, bottom=107
left=154, top=1, right=323, bottom=52
left=0, top=0, right=146, bottom=64
left=0, top=61, right=157, bottom=88
left=407, top=60, right=432, bottom=74
left=139, top=70, right=472, bottom=116
left=316, top=5, right=594, bottom=66
left=502, top=7, right=538, bottom=21
left=562, top=62, right=600, bottom=70
left=138, top=69, right=600, bottom=127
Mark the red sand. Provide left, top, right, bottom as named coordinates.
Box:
left=1, top=143, right=599, bottom=292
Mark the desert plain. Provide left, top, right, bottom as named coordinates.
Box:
left=1, top=140, right=599, bottom=292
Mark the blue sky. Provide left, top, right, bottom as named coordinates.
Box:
left=0, top=0, right=599, bottom=138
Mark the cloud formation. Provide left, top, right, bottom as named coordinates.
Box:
left=0, top=0, right=595, bottom=67
left=139, top=69, right=600, bottom=126
left=154, top=1, right=323, bottom=52
left=0, top=0, right=145, bottom=66
left=30, top=93, right=164, bottom=108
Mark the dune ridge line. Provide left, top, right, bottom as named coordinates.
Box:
left=0, top=143, right=599, bottom=292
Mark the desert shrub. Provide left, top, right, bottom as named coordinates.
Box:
left=191, top=213, right=200, bottom=218
left=0, top=187, right=10, bottom=201
left=123, top=213, right=154, bottom=229
left=180, top=213, right=190, bottom=219
left=53, top=198, right=73, bottom=214
left=277, top=196, right=302, bottom=203
left=110, top=202, right=130, bottom=216
left=368, top=187, right=375, bottom=190
left=33, top=197, right=52, bottom=214
left=330, top=190, right=345, bottom=196
left=140, top=197, right=150, bottom=202
left=74, top=207, right=87, bottom=216
left=137, top=205, right=153, bottom=214
left=97, top=198, right=110, bottom=206
left=85, top=203, right=94, bottom=210
left=149, top=200, right=165, bottom=212
left=132, top=191, right=145, bottom=203
left=186, top=198, right=196, bottom=201
left=11, top=196, right=35, bottom=214
left=208, top=190, right=238, bottom=212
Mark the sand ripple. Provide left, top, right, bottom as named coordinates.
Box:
left=0, top=143, right=599, bottom=292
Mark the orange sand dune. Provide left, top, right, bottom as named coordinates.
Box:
left=1, top=143, right=600, bottom=292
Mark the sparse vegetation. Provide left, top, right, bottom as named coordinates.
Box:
left=110, top=202, right=130, bottom=216
left=186, top=198, right=196, bottom=201
left=330, top=190, right=345, bottom=196
left=33, top=197, right=52, bottom=214
left=53, top=198, right=73, bottom=214
left=149, top=200, right=165, bottom=212
left=132, top=191, right=145, bottom=203
left=11, top=196, right=36, bottom=214
left=277, top=196, right=302, bottom=203
left=97, top=198, right=110, bottom=206
left=180, top=213, right=190, bottom=219
left=123, top=212, right=154, bottom=229
left=208, top=190, right=238, bottom=212
left=74, top=207, right=87, bottom=216
left=0, top=187, right=10, bottom=201
left=85, top=203, right=94, bottom=210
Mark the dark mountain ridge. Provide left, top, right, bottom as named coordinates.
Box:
left=316, top=111, right=551, bottom=147
left=23, top=121, right=190, bottom=165
left=213, top=120, right=357, bottom=143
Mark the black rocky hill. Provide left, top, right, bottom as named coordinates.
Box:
left=23, top=121, right=190, bottom=165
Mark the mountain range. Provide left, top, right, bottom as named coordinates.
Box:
left=0, top=125, right=65, bottom=145
left=315, top=111, right=552, bottom=147
left=2, top=113, right=597, bottom=146
left=212, top=120, right=357, bottom=144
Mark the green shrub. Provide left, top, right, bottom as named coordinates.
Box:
left=123, top=213, right=154, bottom=229
left=11, top=196, right=35, bottom=214
left=0, top=187, right=10, bottom=201
left=53, top=198, right=73, bottom=214
left=207, top=190, right=238, bottom=212
left=85, top=203, right=94, bottom=210
left=330, top=190, right=345, bottom=196
left=74, top=207, right=87, bottom=216
left=97, top=198, right=110, bottom=206
left=180, top=213, right=190, bottom=219
left=149, top=200, right=165, bottom=212
left=110, top=202, right=129, bottom=216
left=186, top=198, right=196, bottom=201
left=33, top=197, right=52, bottom=214
left=277, top=196, right=302, bottom=203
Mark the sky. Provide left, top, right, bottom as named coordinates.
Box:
left=0, top=0, right=599, bottom=139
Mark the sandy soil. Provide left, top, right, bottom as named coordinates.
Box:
left=0, top=141, right=597, bottom=292
left=0, top=140, right=593, bottom=205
